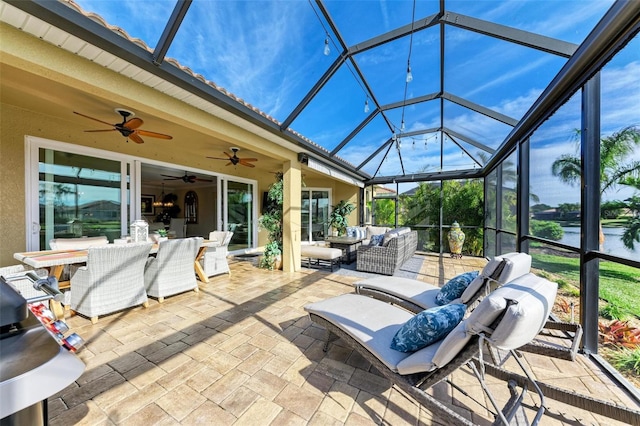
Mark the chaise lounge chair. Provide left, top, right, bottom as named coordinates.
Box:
left=305, top=273, right=558, bottom=425
left=354, top=252, right=583, bottom=361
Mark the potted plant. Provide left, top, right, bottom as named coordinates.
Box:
left=329, top=200, right=356, bottom=236
left=258, top=172, right=283, bottom=270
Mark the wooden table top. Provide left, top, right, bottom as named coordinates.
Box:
left=14, top=239, right=219, bottom=268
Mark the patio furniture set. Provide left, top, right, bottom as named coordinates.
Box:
left=300, top=225, right=418, bottom=274
left=304, top=251, right=640, bottom=425
left=11, top=231, right=233, bottom=323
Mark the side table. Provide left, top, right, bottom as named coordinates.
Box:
left=325, top=236, right=364, bottom=264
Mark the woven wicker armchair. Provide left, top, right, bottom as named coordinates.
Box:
left=144, top=237, right=202, bottom=302
left=201, top=231, right=233, bottom=277
left=70, top=243, right=152, bottom=323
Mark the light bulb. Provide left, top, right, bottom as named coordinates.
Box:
left=406, top=65, right=413, bottom=83
left=323, top=37, right=330, bottom=56
left=364, top=99, right=370, bottom=113
left=401, top=119, right=405, bottom=131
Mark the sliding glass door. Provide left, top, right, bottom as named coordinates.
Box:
left=301, top=189, right=330, bottom=243
left=34, top=147, right=129, bottom=249
left=224, top=179, right=255, bottom=251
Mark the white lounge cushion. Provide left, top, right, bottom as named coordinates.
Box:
left=488, top=273, right=557, bottom=349
left=355, top=276, right=440, bottom=309
left=305, top=294, right=413, bottom=372
left=459, top=252, right=532, bottom=304
left=397, top=291, right=508, bottom=374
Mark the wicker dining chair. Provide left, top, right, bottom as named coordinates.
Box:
left=70, top=242, right=152, bottom=323
left=201, top=231, right=233, bottom=277
left=144, top=237, right=202, bottom=302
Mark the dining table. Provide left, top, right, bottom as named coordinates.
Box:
left=13, top=239, right=221, bottom=319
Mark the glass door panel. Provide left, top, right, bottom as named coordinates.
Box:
left=312, top=191, right=329, bottom=241
left=301, top=191, right=310, bottom=241
left=39, top=149, right=127, bottom=249
left=301, top=189, right=329, bottom=242
left=226, top=180, right=253, bottom=251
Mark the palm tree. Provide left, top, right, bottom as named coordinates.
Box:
left=551, top=125, right=640, bottom=249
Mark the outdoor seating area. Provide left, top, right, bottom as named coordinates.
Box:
left=1, top=1, right=639, bottom=424
left=32, top=254, right=638, bottom=425
left=12, top=235, right=225, bottom=322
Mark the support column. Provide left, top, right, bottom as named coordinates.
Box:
left=282, top=161, right=301, bottom=272
left=580, top=74, right=601, bottom=354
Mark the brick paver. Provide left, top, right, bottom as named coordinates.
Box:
left=47, top=255, right=638, bottom=425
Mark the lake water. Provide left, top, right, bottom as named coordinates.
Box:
left=560, top=227, right=639, bottom=261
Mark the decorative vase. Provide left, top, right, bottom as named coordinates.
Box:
left=447, top=221, right=465, bottom=259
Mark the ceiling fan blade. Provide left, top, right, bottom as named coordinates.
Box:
left=226, top=162, right=234, bottom=167
left=238, top=159, right=256, bottom=168
left=195, top=177, right=213, bottom=182
left=206, top=156, right=229, bottom=161
left=223, top=152, right=234, bottom=159
left=241, top=157, right=258, bottom=162
left=73, top=111, right=115, bottom=127
left=137, top=129, right=173, bottom=139
left=123, top=117, right=143, bottom=130
left=84, top=129, right=117, bottom=133
left=129, top=133, right=145, bottom=144
left=161, top=174, right=181, bottom=180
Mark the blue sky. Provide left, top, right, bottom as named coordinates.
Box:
left=73, top=0, right=638, bottom=207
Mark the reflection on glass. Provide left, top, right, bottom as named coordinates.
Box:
left=227, top=181, right=253, bottom=251
left=300, top=190, right=330, bottom=243
left=39, top=149, right=124, bottom=248
left=501, top=151, right=517, bottom=233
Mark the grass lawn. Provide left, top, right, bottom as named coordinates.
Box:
left=530, top=253, right=640, bottom=319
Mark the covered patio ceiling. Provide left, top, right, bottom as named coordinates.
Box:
left=1, top=0, right=618, bottom=184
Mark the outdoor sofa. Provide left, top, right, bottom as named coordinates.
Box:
left=356, top=227, right=418, bottom=275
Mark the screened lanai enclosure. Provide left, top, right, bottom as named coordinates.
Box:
left=2, top=0, right=639, bottom=393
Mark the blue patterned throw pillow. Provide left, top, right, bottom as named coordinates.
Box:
left=369, top=234, right=384, bottom=246
left=390, top=303, right=466, bottom=352
left=346, top=226, right=356, bottom=237
left=435, top=271, right=480, bottom=305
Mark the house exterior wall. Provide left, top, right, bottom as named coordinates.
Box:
left=0, top=23, right=361, bottom=269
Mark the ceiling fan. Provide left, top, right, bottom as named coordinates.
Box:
left=207, top=147, right=257, bottom=168
left=162, top=172, right=213, bottom=183
left=73, top=108, right=173, bottom=144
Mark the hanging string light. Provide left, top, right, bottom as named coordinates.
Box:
left=364, top=98, right=370, bottom=113
left=323, top=33, right=330, bottom=56
left=397, top=0, right=416, bottom=151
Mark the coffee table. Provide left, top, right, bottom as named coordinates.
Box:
left=325, top=236, right=365, bottom=264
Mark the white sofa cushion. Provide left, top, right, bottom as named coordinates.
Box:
left=366, top=226, right=391, bottom=240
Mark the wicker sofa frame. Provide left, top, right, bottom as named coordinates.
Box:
left=356, top=230, right=418, bottom=275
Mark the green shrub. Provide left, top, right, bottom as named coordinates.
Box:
left=609, top=347, right=640, bottom=375
left=530, top=220, right=564, bottom=241
left=600, top=303, right=628, bottom=321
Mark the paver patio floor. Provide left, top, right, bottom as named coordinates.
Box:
left=50, top=254, right=639, bottom=425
